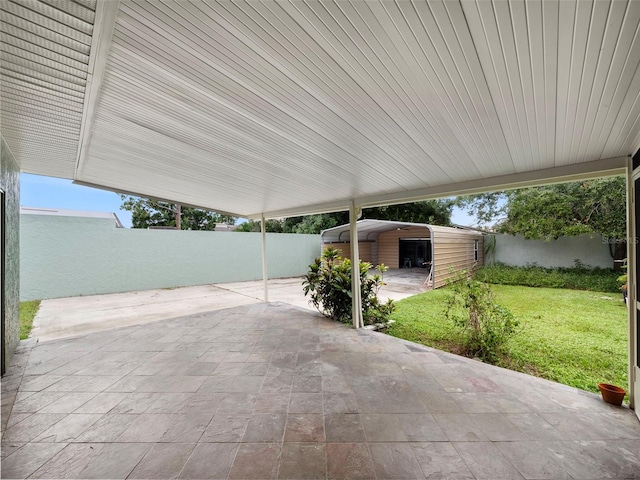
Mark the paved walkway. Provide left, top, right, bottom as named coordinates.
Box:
left=2, top=302, right=640, bottom=479
left=30, top=274, right=425, bottom=342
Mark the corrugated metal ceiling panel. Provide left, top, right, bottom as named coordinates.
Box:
left=75, top=0, right=640, bottom=217
left=1, top=0, right=93, bottom=177
left=3, top=1, right=640, bottom=218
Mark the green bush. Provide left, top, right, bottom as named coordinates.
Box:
left=475, top=263, right=620, bottom=293
left=445, top=271, right=519, bottom=363
left=302, top=247, right=395, bottom=326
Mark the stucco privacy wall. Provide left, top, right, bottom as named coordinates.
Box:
left=493, top=233, right=612, bottom=268
left=20, top=212, right=320, bottom=301
left=1, top=134, right=20, bottom=373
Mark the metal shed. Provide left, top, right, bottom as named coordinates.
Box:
left=321, top=220, right=483, bottom=289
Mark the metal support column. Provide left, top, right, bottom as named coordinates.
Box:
left=349, top=201, right=363, bottom=328
left=627, top=158, right=637, bottom=411
left=261, top=214, right=269, bottom=303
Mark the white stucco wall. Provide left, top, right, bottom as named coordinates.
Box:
left=493, top=233, right=613, bottom=269
left=20, top=213, right=321, bottom=301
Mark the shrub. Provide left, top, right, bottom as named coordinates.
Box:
left=302, top=247, right=395, bottom=326
left=475, top=263, right=619, bottom=293
left=445, top=270, right=519, bottom=363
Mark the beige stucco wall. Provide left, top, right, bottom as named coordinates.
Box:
left=377, top=226, right=432, bottom=268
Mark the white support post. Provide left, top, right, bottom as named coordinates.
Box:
left=261, top=214, right=269, bottom=303
left=349, top=201, right=363, bottom=328
left=627, top=159, right=636, bottom=410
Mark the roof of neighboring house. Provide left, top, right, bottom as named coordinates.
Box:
left=21, top=207, right=124, bottom=228
left=321, top=219, right=482, bottom=243
left=214, top=223, right=238, bottom=232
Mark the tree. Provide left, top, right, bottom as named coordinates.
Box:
left=363, top=200, right=453, bottom=225
left=120, top=196, right=235, bottom=230
left=234, top=214, right=347, bottom=234
left=289, top=213, right=349, bottom=234
left=455, top=176, right=626, bottom=243
left=234, top=200, right=453, bottom=235
left=235, top=219, right=284, bottom=233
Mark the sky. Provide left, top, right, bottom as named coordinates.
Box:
left=21, top=173, right=134, bottom=228
left=21, top=173, right=474, bottom=228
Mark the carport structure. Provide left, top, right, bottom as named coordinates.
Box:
left=321, top=219, right=484, bottom=289
left=2, top=0, right=640, bottom=426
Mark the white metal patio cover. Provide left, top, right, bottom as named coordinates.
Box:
left=2, top=0, right=640, bottom=409
left=3, top=0, right=638, bottom=218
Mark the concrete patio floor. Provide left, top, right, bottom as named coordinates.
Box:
left=2, top=301, right=640, bottom=479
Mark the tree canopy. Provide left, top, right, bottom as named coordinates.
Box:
left=120, top=196, right=236, bottom=230
left=455, top=176, right=626, bottom=242
left=362, top=200, right=453, bottom=226
left=235, top=200, right=452, bottom=234
left=235, top=213, right=349, bottom=234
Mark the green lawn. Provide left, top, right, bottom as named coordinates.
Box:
left=387, top=285, right=628, bottom=395
left=20, top=300, right=40, bottom=340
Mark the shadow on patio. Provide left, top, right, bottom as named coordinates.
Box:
left=2, top=302, right=639, bottom=479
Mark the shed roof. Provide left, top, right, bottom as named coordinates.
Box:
left=2, top=0, right=638, bottom=218
left=321, top=219, right=481, bottom=243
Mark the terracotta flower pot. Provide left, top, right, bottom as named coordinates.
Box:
left=598, top=383, right=626, bottom=406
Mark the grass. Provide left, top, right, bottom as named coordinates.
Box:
left=20, top=300, right=40, bottom=340
left=387, top=284, right=628, bottom=396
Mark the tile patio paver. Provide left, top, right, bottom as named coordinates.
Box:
left=29, top=443, right=108, bottom=479
left=279, top=443, right=326, bottom=479
left=0, top=442, right=67, bottom=479
left=227, top=443, right=280, bottom=479
left=324, top=414, right=366, bottom=443
left=77, top=442, right=152, bottom=479
left=326, top=442, right=376, bottom=480
left=1, top=302, right=639, bottom=479
left=177, top=443, right=238, bottom=479
left=128, top=443, right=196, bottom=479
left=453, top=442, right=525, bottom=479
left=411, top=442, right=475, bottom=480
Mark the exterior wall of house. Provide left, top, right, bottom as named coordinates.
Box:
left=492, top=233, right=612, bottom=268
left=377, top=226, right=432, bottom=268
left=1, top=134, right=20, bottom=373
left=432, top=228, right=484, bottom=289
left=321, top=242, right=373, bottom=263
left=20, top=212, right=320, bottom=301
